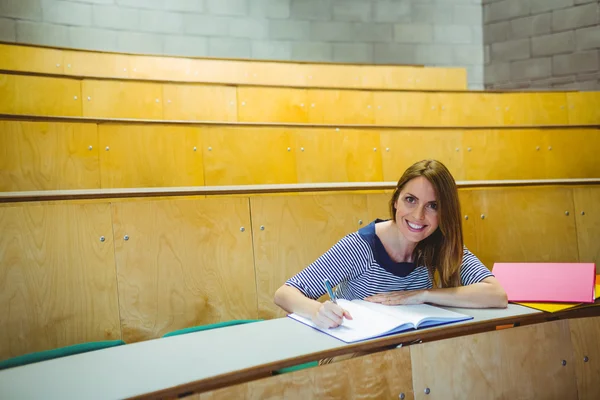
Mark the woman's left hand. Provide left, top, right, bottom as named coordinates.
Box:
left=365, top=290, right=428, bottom=305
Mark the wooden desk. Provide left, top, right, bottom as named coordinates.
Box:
left=0, top=304, right=548, bottom=399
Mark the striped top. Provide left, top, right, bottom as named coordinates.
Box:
left=286, top=219, right=493, bottom=301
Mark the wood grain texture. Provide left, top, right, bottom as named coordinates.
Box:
left=112, top=197, right=257, bottom=342
left=81, top=80, right=163, bottom=119
left=0, top=120, right=99, bottom=191
left=306, top=90, right=374, bottom=124
left=499, top=93, right=569, bottom=125
left=458, top=189, right=480, bottom=258
left=237, top=87, right=308, bottom=123
left=163, top=84, right=237, bottom=122
left=63, top=50, right=130, bottom=79
left=463, top=129, right=548, bottom=180
left=0, top=43, right=64, bottom=74
left=471, top=186, right=579, bottom=269
left=294, top=128, right=383, bottom=183
left=573, top=186, right=600, bottom=273
left=250, top=194, right=368, bottom=319
left=411, top=319, right=578, bottom=400
left=0, top=74, right=81, bottom=117
left=202, top=126, right=297, bottom=186
left=544, top=129, right=600, bottom=179
left=380, top=129, right=464, bottom=181
left=194, top=347, right=414, bottom=400
left=568, top=316, right=600, bottom=400
left=437, top=93, right=502, bottom=126
left=98, top=124, right=204, bottom=189
left=0, top=203, right=121, bottom=361
left=567, top=92, right=600, bottom=125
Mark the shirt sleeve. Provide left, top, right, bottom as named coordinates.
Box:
left=285, top=233, right=371, bottom=300
left=459, top=246, right=494, bottom=286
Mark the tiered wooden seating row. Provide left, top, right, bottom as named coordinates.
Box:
left=1, top=184, right=598, bottom=361
left=1, top=120, right=599, bottom=192
left=0, top=43, right=467, bottom=90
left=1, top=73, right=599, bottom=125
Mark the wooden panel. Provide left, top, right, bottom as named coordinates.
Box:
left=380, top=130, right=464, bottom=181
left=112, top=197, right=257, bottom=343
left=463, top=129, right=547, bottom=180
left=127, top=54, right=192, bottom=82
left=99, top=124, right=203, bottom=188
left=195, top=347, right=414, bottom=400
left=499, top=93, right=569, bottom=125
left=366, top=192, right=392, bottom=221
left=458, top=189, right=480, bottom=258
left=294, top=128, right=382, bottom=183
left=0, top=43, right=64, bottom=74
left=163, top=84, right=237, bottom=121
left=243, top=62, right=307, bottom=87
left=569, top=316, right=600, bottom=400
left=307, top=90, right=375, bottom=124
left=573, top=187, right=600, bottom=273
left=374, top=92, right=441, bottom=126
left=237, top=87, right=308, bottom=123
left=544, top=129, right=600, bottom=179
left=0, top=74, right=81, bottom=116
left=63, top=50, right=130, bottom=79
left=0, top=121, right=99, bottom=191
left=411, top=320, right=578, bottom=400
left=81, top=80, right=163, bottom=119
left=417, top=67, right=468, bottom=91
left=472, top=187, right=579, bottom=269
left=301, top=64, right=364, bottom=89
left=0, top=203, right=121, bottom=361
left=251, top=194, right=368, bottom=319
left=202, top=126, right=297, bottom=185
left=437, top=93, right=502, bottom=126
left=567, top=92, right=600, bottom=125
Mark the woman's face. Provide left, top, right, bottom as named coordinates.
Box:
left=394, top=176, right=439, bottom=243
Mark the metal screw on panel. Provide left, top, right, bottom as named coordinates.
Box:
left=378, top=105, right=381, bottom=109
left=240, top=227, right=245, bottom=232
left=300, top=103, right=304, bottom=107
left=373, top=148, right=377, bottom=151
left=584, top=356, right=589, bottom=362
left=88, top=146, right=93, bottom=150
left=311, top=103, right=315, bottom=108
left=100, top=236, right=105, bottom=242
left=424, top=388, right=431, bottom=395
left=399, top=394, right=405, bottom=400
left=335, top=128, right=340, bottom=132
left=581, top=211, right=585, bottom=216
left=260, top=225, right=265, bottom=230
left=560, top=105, right=565, bottom=110
left=386, top=148, right=390, bottom=152
left=481, top=214, right=485, bottom=219
left=287, top=147, right=291, bottom=152
left=124, top=68, right=127, bottom=72
left=67, top=64, right=71, bottom=68
left=87, top=96, right=91, bottom=101
left=456, top=148, right=459, bottom=152
left=124, top=235, right=129, bottom=241
left=105, top=146, right=110, bottom=151
left=536, top=146, right=540, bottom=151
left=565, top=211, right=570, bottom=216
left=465, top=215, right=469, bottom=220
left=358, top=220, right=363, bottom=225
left=367, top=105, right=371, bottom=109
left=155, top=99, right=160, bottom=103
left=241, top=101, right=246, bottom=106
left=74, top=96, right=78, bottom=100
left=167, top=99, right=171, bottom=104
left=208, top=147, right=212, bottom=151
left=562, top=360, right=567, bottom=366
left=467, top=148, right=472, bottom=152
left=56, top=63, right=60, bottom=67
left=301, top=147, right=304, bottom=152
left=193, top=147, right=197, bottom=151
left=548, top=146, right=552, bottom=150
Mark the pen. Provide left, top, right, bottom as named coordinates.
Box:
left=323, top=278, right=337, bottom=304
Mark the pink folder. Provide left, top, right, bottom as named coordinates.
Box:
left=492, top=263, right=597, bottom=303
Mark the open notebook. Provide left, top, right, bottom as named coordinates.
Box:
left=288, top=299, right=473, bottom=343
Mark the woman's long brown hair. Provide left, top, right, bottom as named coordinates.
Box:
left=389, top=160, right=463, bottom=288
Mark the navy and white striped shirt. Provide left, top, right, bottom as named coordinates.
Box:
left=286, top=219, right=493, bottom=301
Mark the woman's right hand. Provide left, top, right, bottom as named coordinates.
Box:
left=312, top=301, right=353, bottom=329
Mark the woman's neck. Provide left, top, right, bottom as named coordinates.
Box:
left=375, top=220, right=418, bottom=263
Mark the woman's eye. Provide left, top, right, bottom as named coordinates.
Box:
left=405, top=196, right=415, bottom=203
left=428, top=203, right=438, bottom=210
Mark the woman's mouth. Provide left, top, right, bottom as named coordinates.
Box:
left=406, top=219, right=426, bottom=232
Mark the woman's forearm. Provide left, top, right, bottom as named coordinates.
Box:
left=424, top=278, right=508, bottom=308
left=274, top=285, right=322, bottom=319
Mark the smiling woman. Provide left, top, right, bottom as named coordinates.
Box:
left=274, top=159, right=508, bottom=331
